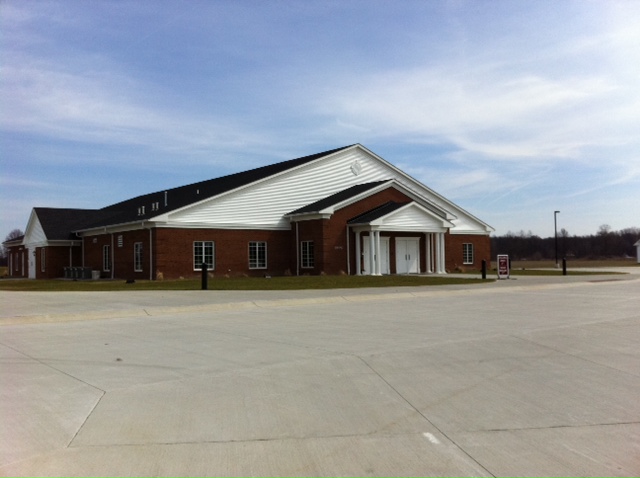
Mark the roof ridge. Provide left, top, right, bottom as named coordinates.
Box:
left=101, top=145, right=355, bottom=213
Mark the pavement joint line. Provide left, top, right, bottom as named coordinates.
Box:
left=509, top=333, right=640, bottom=379
left=2, top=276, right=638, bottom=326
left=67, top=393, right=106, bottom=449
left=355, top=355, right=497, bottom=478
left=0, top=340, right=106, bottom=394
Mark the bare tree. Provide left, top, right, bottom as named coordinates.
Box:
left=597, top=224, right=611, bottom=236
left=1, top=229, right=24, bottom=264
left=4, top=229, right=24, bottom=242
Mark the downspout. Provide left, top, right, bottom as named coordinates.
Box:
left=149, top=226, right=153, bottom=281
left=111, top=233, right=115, bottom=279
left=295, top=222, right=300, bottom=276
left=346, top=226, right=350, bottom=276
left=73, top=232, right=82, bottom=267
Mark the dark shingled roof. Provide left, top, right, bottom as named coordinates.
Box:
left=347, top=201, right=410, bottom=224
left=287, top=181, right=390, bottom=216
left=33, top=208, right=102, bottom=240
left=80, top=145, right=354, bottom=230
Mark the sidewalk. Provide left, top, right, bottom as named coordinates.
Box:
left=2, top=269, right=638, bottom=325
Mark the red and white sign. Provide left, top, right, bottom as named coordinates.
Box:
left=497, top=254, right=510, bottom=279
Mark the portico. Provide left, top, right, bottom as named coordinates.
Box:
left=349, top=201, right=453, bottom=275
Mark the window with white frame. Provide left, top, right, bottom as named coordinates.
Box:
left=103, top=245, right=111, bottom=271
left=463, top=243, right=474, bottom=265
left=134, top=242, right=143, bottom=272
left=193, top=241, right=215, bottom=270
left=301, top=241, right=314, bottom=268
left=249, top=241, right=267, bottom=269
left=40, top=248, right=45, bottom=272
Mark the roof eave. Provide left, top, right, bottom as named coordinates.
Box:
left=286, top=212, right=333, bottom=222
left=76, top=219, right=157, bottom=235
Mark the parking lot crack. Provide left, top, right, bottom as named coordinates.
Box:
left=480, top=420, right=640, bottom=433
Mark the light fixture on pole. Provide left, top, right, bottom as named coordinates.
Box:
left=554, top=210, right=560, bottom=268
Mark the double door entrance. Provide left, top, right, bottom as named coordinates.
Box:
left=362, top=236, right=420, bottom=275
left=395, top=238, right=420, bottom=274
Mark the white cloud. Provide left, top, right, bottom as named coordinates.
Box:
left=0, top=59, right=270, bottom=156
left=317, top=64, right=637, bottom=163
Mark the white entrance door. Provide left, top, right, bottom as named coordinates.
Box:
left=28, top=249, right=36, bottom=278
left=396, top=238, right=420, bottom=274
left=362, top=237, right=390, bottom=274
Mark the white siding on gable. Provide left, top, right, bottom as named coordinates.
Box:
left=168, top=148, right=399, bottom=229
left=162, top=145, right=492, bottom=234
left=23, top=212, right=47, bottom=247
left=379, top=206, right=448, bottom=232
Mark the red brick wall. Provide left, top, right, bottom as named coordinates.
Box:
left=84, top=230, right=154, bottom=280
left=84, top=234, right=113, bottom=278
left=35, top=245, right=82, bottom=279
left=154, top=228, right=294, bottom=280
left=445, top=233, right=491, bottom=271
left=295, top=220, right=325, bottom=274
left=81, top=227, right=295, bottom=280
left=6, top=246, right=27, bottom=278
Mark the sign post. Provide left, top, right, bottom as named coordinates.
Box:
left=497, top=254, right=510, bottom=279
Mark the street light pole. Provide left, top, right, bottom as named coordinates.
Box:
left=554, top=210, right=560, bottom=268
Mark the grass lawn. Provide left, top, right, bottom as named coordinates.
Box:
left=504, top=259, right=635, bottom=276
left=2, top=259, right=634, bottom=291
left=508, top=259, right=639, bottom=269
left=0, top=274, right=494, bottom=291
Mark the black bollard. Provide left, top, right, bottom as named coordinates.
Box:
left=201, top=262, right=208, bottom=290
left=481, top=259, right=487, bottom=280
left=562, top=257, right=567, bottom=276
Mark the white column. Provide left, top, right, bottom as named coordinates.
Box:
left=433, top=232, right=442, bottom=274
left=355, top=231, right=362, bottom=275
left=436, top=232, right=446, bottom=274
left=369, top=231, right=375, bottom=276
left=441, top=233, right=447, bottom=273
left=374, top=231, right=382, bottom=275
left=425, top=233, right=432, bottom=273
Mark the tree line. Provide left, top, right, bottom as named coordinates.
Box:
left=491, top=225, right=640, bottom=261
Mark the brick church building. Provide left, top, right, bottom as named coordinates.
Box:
left=4, top=144, right=493, bottom=280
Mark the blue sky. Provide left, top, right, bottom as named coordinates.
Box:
left=2, top=0, right=639, bottom=238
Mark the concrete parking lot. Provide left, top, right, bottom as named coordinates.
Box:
left=1, top=270, right=639, bottom=476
